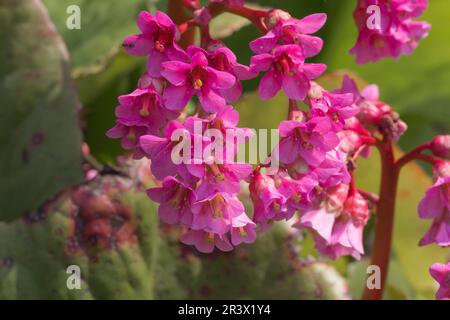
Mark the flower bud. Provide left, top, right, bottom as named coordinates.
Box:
left=264, top=9, right=291, bottom=29
left=358, top=101, right=382, bottom=124
left=434, top=161, right=450, bottom=178
left=343, top=192, right=369, bottom=226
left=431, top=135, right=450, bottom=159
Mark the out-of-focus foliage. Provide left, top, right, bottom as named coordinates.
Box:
left=42, top=0, right=168, bottom=77
left=0, top=0, right=83, bottom=221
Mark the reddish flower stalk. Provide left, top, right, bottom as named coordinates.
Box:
left=363, top=140, right=400, bottom=300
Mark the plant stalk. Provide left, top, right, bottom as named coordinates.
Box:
left=362, top=141, right=399, bottom=300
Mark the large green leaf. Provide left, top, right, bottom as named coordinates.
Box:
left=0, top=0, right=83, bottom=221
left=156, top=223, right=350, bottom=300
left=0, top=175, right=160, bottom=299
left=42, top=0, right=168, bottom=76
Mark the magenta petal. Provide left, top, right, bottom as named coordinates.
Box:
left=137, top=11, right=157, bottom=33
left=282, top=74, right=309, bottom=100
left=158, top=203, right=180, bottom=224
left=361, top=85, right=380, bottom=101
left=233, top=64, right=258, bottom=80
left=250, top=54, right=273, bottom=72
left=298, top=35, right=323, bottom=58
left=155, top=11, right=175, bottom=29
left=139, top=135, right=167, bottom=156
left=259, top=70, right=282, bottom=100
left=279, top=120, right=302, bottom=137
left=278, top=137, right=299, bottom=164
left=198, top=87, right=226, bottom=113
left=295, top=13, right=327, bottom=34
left=164, top=84, right=194, bottom=110
left=221, top=81, right=242, bottom=103
left=215, top=235, right=233, bottom=252
left=302, top=63, right=327, bottom=79
left=161, top=61, right=190, bottom=85
left=106, top=124, right=126, bottom=138
left=418, top=187, right=444, bottom=218
left=147, top=52, right=167, bottom=77
left=250, top=31, right=277, bottom=53
left=208, top=68, right=236, bottom=90
left=123, top=34, right=153, bottom=56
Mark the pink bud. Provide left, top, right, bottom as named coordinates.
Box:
left=358, top=101, right=382, bottom=124
left=338, top=130, right=362, bottom=154
left=431, top=135, right=450, bottom=158
left=434, top=161, right=450, bottom=178
left=264, top=9, right=291, bottom=29
left=344, top=192, right=369, bottom=226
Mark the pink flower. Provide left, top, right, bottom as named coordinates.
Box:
left=350, top=0, right=431, bottom=64
left=203, top=45, right=257, bottom=103
left=278, top=117, right=340, bottom=166
left=181, top=229, right=233, bottom=253
left=307, top=82, right=359, bottom=130
left=190, top=192, right=246, bottom=234
left=106, top=123, right=148, bottom=159
left=146, top=176, right=195, bottom=225
left=161, top=46, right=236, bottom=113
left=338, top=75, right=407, bottom=141
left=295, top=186, right=370, bottom=260
left=431, top=135, right=450, bottom=159
left=114, top=87, right=178, bottom=136
left=230, top=213, right=257, bottom=246
left=275, top=171, right=319, bottom=212
left=139, top=119, right=208, bottom=183
left=250, top=45, right=326, bottom=101
left=429, top=262, right=450, bottom=300
left=193, top=162, right=253, bottom=199
left=250, top=173, right=291, bottom=223
left=418, top=176, right=450, bottom=247
left=123, top=11, right=187, bottom=77
left=251, top=12, right=327, bottom=57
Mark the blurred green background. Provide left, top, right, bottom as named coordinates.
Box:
left=0, top=0, right=448, bottom=299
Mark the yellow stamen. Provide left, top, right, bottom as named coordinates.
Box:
left=193, top=79, right=203, bottom=90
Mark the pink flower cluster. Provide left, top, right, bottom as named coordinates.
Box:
left=350, top=0, right=431, bottom=63
left=106, top=3, right=448, bottom=300
left=108, top=10, right=258, bottom=253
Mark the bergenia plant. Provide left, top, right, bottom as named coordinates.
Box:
left=108, top=0, right=449, bottom=300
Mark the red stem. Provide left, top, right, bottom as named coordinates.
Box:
left=169, top=0, right=196, bottom=48
left=362, top=141, right=399, bottom=300
left=395, top=142, right=431, bottom=169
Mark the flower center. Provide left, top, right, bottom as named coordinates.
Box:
left=191, top=66, right=206, bottom=90
left=275, top=54, right=295, bottom=76
left=126, top=128, right=136, bottom=141
left=272, top=200, right=281, bottom=212
left=169, top=186, right=187, bottom=208
left=239, top=227, right=247, bottom=237
left=139, top=94, right=151, bottom=117
left=292, top=193, right=302, bottom=203
left=211, top=195, right=225, bottom=218
left=154, top=30, right=173, bottom=53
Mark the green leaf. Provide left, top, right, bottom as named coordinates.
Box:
left=42, top=0, right=168, bottom=77
left=158, top=224, right=350, bottom=300
left=0, top=175, right=160, bottom=299
left=0, top=0, right=83, bottom=221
